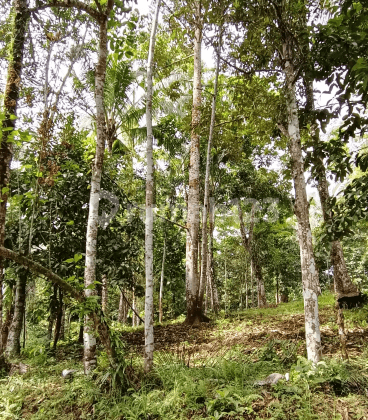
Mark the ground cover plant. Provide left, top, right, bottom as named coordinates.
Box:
left=1, top=293, right=368, bottom=419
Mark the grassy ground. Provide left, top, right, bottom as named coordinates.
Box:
left=1, top=293, right=368, bottom=419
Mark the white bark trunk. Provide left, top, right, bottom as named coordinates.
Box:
left=144, top=0, right=160, bottom=372
left=83, top=17, right=109, bottom=374
left=207, top=199, right=219, bottom=312
left=159, top=234, right=166, bottom=323
left=283, top=41, right=321, bottom=363
left=186, top=2, right=202, bottom=324
left=199, top=35, right=221, bottom=307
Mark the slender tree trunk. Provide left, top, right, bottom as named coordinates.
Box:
left=199, top=37, right=221, bottom=309
left=78, top=322, right=84, bottom=344
left=6, top=269, right=27, bottom=357
left=59, top=307, right=65, bottom=340
left=132, top=289, right=136, bottom=327
left=47, top=285, right=58, bottom=341
left=237, top=202, right=267, bottom=308
left=83, top=15, right=109, bottom=375
left=101, top=274, right=108, bottom=313
left=283, top=40, right=321, bottom=363
left=2, top=298, right=14, bottom=350
left=53, top=288, right=63, bottom=350
left=0, top=0, right=29, bottom=350
left=253, top=259, right=267, bottom=308
left=118, top=290, right=128, bottom=324
left=159, top=234, right=166, bottom=323
left=335, top=300, right=349, bottom=359
left=208, top=200, right=219, bottom=312
left=245, top=273, right=248, bottom=309
left=144, top=0, right=160, bottom=372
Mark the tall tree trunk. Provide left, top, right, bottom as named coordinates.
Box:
left=0, top=0, right=29, bottom=350
left=159, top=234, right=166, bottom=323
left=144, top=0, right=160, bottom=372
left=5, top=269, right=27, bottom=357
left=83, top=15, right=109, bottom=375
left=282, top=40, right=321, bottom=363
left=186, top=2, right=202, bottom=325
left=101, top=274, right=108, bottom=313
left=199, top=36, right=221, bottom=309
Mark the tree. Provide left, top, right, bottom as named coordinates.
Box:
left=0, top=0, right=30, bottom=352
left=229, top=0, right=321, bottom=362
left=185, top=0, right=205, bottom=325
left=144, top=0, right=160, bottom=372
left=199, top=29, right=222, bottom=312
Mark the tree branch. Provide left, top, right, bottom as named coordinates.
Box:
left=119, top=287, right=144, bottom=323
left=0, top=246, right=83, bottom=301
left=30, top=1, right=100, bottom=21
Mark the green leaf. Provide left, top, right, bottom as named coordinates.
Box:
left=74, top=253, right=83, bottom=262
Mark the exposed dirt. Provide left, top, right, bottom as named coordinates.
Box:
left=121, top=305, right=368, bottom=364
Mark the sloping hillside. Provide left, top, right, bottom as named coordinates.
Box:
left=1, top=293, right=368, bottom=419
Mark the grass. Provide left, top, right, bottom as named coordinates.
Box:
left=1, top=292, right=368, bottom=419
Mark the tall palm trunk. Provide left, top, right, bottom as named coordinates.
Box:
left=282, top=39, right=321, bottom=363
left=144, top=0, right=160, bottom=372
left=83, top=16, right=109, bottom=375
left=186, top=1, right=202, bottom=325
left=5, top=269, right=27, bottom=357
left=0, top=0, right=29, bottom=350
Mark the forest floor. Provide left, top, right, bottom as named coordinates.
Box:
left=1, top=292, right=368, bottom=419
